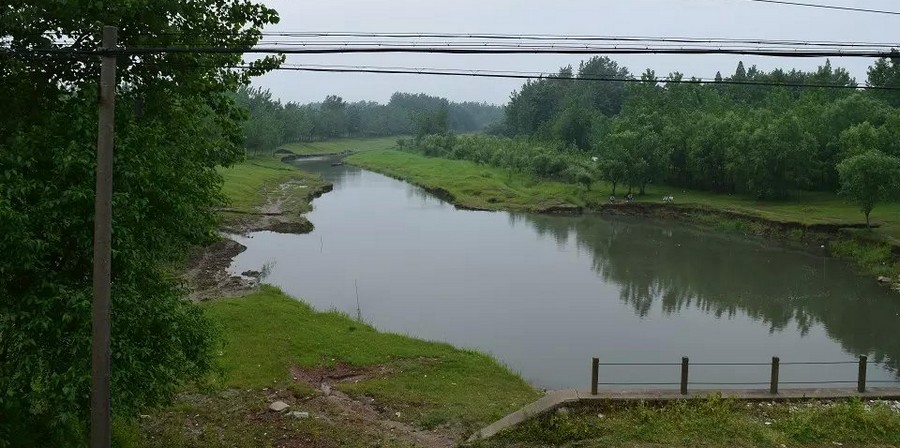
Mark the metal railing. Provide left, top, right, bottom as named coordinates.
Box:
left=590, top=356, right=898, bottom=396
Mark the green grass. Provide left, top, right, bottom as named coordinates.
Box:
left=348, top=150, right=587, bottom=212
left=127, top=287, right=539, bottom=446
left=204, top=286, right=539, bottom=430
left=476, top=397, right=900, bottom=448
left=830, top=237, right=900, bottom=278
left=277, top=136, right=401, bottom=156
left=218, top=156, right=326, bottom=213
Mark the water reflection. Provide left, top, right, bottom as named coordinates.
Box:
left=517, top=213, right=900, bottom=373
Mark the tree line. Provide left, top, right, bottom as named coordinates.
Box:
left=406, top=55, right=900, bottom=222
left=237, top=87, right=503, bottom=154
left=1, top=1, right=281, bottom=445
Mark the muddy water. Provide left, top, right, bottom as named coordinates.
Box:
left=230, top=158, right=900, bottom=390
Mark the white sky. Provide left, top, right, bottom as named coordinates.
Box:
left=251, top=0, right=899, bottom=105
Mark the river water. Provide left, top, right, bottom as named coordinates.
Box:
left=230, top=157, right=900, bottom=390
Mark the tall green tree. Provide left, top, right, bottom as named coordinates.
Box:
left=837, top=151, right=900, bottom=227
left=867, top=51, right=900, bottom=107
left=0, top=1, right=279, bottom=445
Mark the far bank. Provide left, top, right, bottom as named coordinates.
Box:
left=347, top=149, right=900, bottom=288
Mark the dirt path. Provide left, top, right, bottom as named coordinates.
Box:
left=283, top=363, right=460, bottom=448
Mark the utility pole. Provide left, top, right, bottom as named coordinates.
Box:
left=91, top=25, right=117, bottom=448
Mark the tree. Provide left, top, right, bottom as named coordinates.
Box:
left=837, top=151, right=900, bottom=227
left=0, top=1, right=279, bottom=445
left=731, top=113, right=814, bottom=199
left=415, top=107, right=449, bottom=140
left=867, top=51, right=900, bottom=107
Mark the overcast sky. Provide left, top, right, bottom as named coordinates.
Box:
left=251, top=0, right=899, bottom=105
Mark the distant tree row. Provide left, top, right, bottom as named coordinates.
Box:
left=406, top=55, right=900, bottom=222
left=484, top=56, right=900, bottom=201
left=236, top=89, right=503, bottom=154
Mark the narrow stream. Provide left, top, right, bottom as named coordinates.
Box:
left=230, top=157, right=900, bottom=390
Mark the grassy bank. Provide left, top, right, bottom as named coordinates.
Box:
left=349, top=150, right=900, bottom=237
left=348, top=150, right=587, bottom=212
left=218, top=156, right=328, bottom=214
left=278, top=136, right=401, bottom=156
left=474, top=397, right=900, bottom=448
left=132, top=287, right=539, bottom=446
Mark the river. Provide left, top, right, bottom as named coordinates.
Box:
left=229, top=157, right=900, bottom=390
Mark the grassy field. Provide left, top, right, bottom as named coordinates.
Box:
left=129, top=287, right=539, bottom=446
left=475, top=397, right=900, bottom=448
left=277, top=136, right=401, bottom=156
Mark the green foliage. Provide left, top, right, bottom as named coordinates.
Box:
left=401, top=134, right=591, bottom=184
left=497, top=55, right=900, bottom=201
left=415, top=106, right=450, bottom=140
left=234, top=89, right=503, bottom=153
left=837, top=151, right=900, bottom=225
left=829, top=238, right=898, bottom=277
left=867, top=50, right=900, bottom=108
left=0, top=1, right=279, bottom=444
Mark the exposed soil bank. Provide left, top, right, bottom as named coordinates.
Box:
left=598, top=202, right=875, bottom=233
left=184, top=238, right=253, bottom=301
left=279, top=150, right=353, bottom=162
left=219, top=182, right=333, bottom=235
left=187, top=162, right=334, bottom=299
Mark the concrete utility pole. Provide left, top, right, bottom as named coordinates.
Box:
left=91, top=25, right=117, bottom=448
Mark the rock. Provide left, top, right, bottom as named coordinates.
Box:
left=320, top=384, right=332, bottom=396
left=269, top=401, right=290, bottom=412
left=878, top=276, right=892, bottom=284
left=287, top=411, right=310, bottom=419
left=241, top=270, right=261, bottom=278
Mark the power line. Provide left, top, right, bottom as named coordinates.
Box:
left=740, top=0, right=900, bottom=15
left=10, top=45, right=894, bottom=58
left=240, top=63, right=894, bottom=90
left=256, top=32, right=896, bottom=47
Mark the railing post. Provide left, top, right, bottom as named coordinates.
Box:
left=680, top=357, right=689, bottom=395
left=858, top=355, right=868, bottom=393
left=591, top=358, right=599, bottom=396
left=770, top=357, right=780, bottom=395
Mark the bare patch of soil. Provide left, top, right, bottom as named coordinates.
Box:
left=283, top=364, right=460, bottom=448
left=184, top=238, right=256, bottom=301
left=290, top=363, right=395, bottom=387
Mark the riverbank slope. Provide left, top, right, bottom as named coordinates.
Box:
left=129, top=286, right=540, bottom=447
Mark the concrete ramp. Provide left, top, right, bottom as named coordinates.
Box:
left=468, top=387, right=900, bottom=443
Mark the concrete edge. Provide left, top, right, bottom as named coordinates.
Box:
left=466, top=387, right=900, bottom=443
